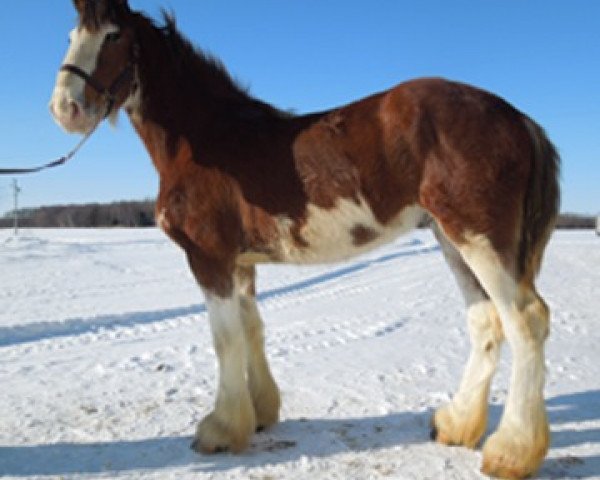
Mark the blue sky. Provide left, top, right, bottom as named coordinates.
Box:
left=0, top=1, right=598, bottom=215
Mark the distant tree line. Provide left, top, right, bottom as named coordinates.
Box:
left=0, top=200, right=596, bottom=229
left=0, top=200, right=155, bottom=228
left=556, top=213, right=596, bottom=229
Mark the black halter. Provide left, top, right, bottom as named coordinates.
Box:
left=60, top=51, right=137, bottom=119
left=0, top=45, right=139, bottom=175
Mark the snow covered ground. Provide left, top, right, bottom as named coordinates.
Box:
left=0, top=228, right=598, bottom=479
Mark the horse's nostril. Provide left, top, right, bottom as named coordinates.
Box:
left=69, top=100, right=81, bottom=119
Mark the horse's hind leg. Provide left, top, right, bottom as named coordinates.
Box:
left=431, top=225, right=504, bottom=449
left=457, top=233, right=550, bottom=479
left=237, top=265, right=281, bottom=430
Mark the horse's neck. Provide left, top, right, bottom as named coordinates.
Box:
left=125, top=46, right=217, bottom=173
left=128, top=113, right=175, bottom=176
left=125, top=27, right=293, bottom=179
left=127, top=64, right=283, bottom=176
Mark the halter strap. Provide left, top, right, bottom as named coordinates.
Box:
left=60, top=60, right=136, bottom=119
left=60, top=65, right=108, bottom=96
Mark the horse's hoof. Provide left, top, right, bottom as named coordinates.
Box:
left=430, top=404, right=487, bottom=448
left=192, top=409, right=254, bottom=454
left=481, top=427, right=549, bottom=479
left=190, top=437, right=229, bottom=454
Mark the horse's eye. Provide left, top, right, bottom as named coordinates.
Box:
left=105, top=31, right=121, bottom=43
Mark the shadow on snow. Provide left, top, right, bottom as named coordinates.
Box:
left=0, top=410, right=430, bottom=477
left=0, top=242, right=439, bottom=348
left=1, top=390, right=599, bottom=478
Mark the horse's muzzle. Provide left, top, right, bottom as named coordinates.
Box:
left=49, top=89, right=97, bottom=134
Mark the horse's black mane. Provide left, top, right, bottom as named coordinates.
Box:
left=129, top=8, right=292, bottom=155
left=156, top=13, right=250, bottom=102
left=139, top=10, right=292, bottom=121
left=78, top=0, right=290, bottom=129
left=77, top=0, right=289, bottom=116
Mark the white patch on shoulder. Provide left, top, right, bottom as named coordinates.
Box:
left=275, top=197, right=424, bottom=264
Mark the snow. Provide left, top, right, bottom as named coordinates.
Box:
left=0, top=228, right=599, bottom=479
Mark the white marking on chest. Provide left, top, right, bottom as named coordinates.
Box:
left=275, top=197, right=424, bottom=264
left=156, top=207, right=170, bottom=231
left=123, top=72, right=143, bottom=122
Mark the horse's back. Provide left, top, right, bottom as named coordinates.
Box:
left=287, top=77, right=557, bottom=269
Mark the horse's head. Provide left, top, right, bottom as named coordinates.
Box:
left=50, top=0, right=138, bottom=133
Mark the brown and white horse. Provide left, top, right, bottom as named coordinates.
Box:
left=50, top=1, right=560, bottom=477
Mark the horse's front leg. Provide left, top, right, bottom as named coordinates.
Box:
left=237, top=265, right=281, bottom=430
left=188, top=257, right=256, bottom=453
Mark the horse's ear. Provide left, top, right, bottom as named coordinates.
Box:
left=71, top=0, right=105, bottom=15
left=72, top=0, right=85, bottom=14
left=71, top=0, right=131, bottom=24
left=109, top=0, right=132, bottom=15
left=70, top=0, right=130, bottom=11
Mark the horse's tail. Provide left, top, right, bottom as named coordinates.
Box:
left=518, top=116, right=561, bottom=283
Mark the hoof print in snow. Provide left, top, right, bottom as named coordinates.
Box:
left=261, top=439, right=297, bottom=453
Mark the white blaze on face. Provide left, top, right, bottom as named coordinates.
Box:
left=50, top=24, right=118, bottom=133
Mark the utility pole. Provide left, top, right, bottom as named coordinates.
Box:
left=12, top=179, right=21, bottom=236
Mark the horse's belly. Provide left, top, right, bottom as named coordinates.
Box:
left=274, top=198, right=424, bottom=264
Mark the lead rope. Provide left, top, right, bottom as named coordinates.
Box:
left=0, top=119, right=102, bottom=175
left=0, top=43, right=138, bottom=176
